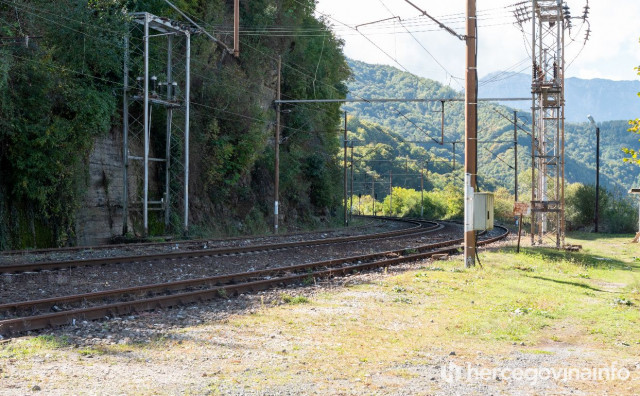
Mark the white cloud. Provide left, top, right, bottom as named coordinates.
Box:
left=316, top=0, right=640, bottom=84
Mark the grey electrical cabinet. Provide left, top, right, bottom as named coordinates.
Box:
left=473, top=192, right=494, bottom=231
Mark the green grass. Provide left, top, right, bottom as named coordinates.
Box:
left=0, top=335, right=69, bottom=358
left=219, top=232, right=640, bottom=390
left=280, top=294, right=310, bottom=305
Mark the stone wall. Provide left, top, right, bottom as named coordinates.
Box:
left=75, top=128, right=125, bottom=246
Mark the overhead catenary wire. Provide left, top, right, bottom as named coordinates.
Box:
left=2, top=0, right=526, bottom=182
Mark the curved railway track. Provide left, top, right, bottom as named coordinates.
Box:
left=0, top=216, right=386, bottom=258
left=0, top=218, right=434, bottom=274
left=0, top=219, right=508, bottom=335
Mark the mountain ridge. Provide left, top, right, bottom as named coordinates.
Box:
left=479, top=71, right=640, bottom=122
left=344, top=59, right=640, bottom=195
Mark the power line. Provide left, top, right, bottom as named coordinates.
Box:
left=378, top=0, right=464, bottom=89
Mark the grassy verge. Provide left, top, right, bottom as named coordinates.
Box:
left=213, top=232, right=640, bottom=392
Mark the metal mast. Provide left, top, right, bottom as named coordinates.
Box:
left=122, top=13, right=192, bottom=237
left=529, top=0, right=567, bottom=247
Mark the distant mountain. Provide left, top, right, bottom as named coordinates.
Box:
left=344, top=59, right=640, bottom=195
left=479, top=72, right=640, bottom=123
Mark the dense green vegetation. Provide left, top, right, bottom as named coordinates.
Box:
left=0, top=0, right=349, bottom=248
left=345, top=59, right=640, bottom=198
left=0, top=3, right=636, bottom=249
left=343, top=60, right=638, bottom=232
left=623, top=58, right=640, bottom=166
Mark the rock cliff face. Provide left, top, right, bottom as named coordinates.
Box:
left=75, top=129, right=125, bottom=246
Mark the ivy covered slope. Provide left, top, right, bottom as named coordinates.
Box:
left=0, top=0, right=349, bottom=249
left=345, top=59, right=640, bottom=195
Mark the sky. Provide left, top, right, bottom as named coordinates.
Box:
left=314, top=0, right=640, bottom=89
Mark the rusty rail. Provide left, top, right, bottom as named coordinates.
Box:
left=0, top=219, right=438, bottom=274
left=0, top=225, right=508, bottom=335
left=0, top=217, right=387, bottom=256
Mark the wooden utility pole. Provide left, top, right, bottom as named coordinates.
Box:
left=343, top=111, right=348, bottom=226
left=350, top=142, right=354, bottom=223
left=274, top=56, right=281, bottom=234
left=464, top=0, right=478, bottom=268
left=389, top=170, right=393, bottom=216
left=372, top=175, right=376, bottom=216
left=452, top=142, right=457, bottom=171
left=420, top=164, right=425, bottom=218
left=233, top=0, right=239, bottom=57
left=440, top=100, right=445, bottom=145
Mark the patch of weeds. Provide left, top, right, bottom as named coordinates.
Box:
left=578, top=273, right=590, bottom=279
left=78, top=347, right=107, bottom=357
left=302, top=275, right=315, bottom=286
left=612, top=298, right=633, bottom=306
left=513, top=307, right=533, bottom=315
left=217, top=288, right=228, bottom=298
left=148, top=333, right=172, bottom=347
left=419, top=266, right=445, bottom=272
left=533, top=310, right=557, bottom=319
left=524, top=349, right=553, bottom=355
left=403, top=248, right=418, bottom=255
left=392, top=285, right=407, bottom=293
left=512, top=266, right=534, bottom=272
left=281, top=294, right=309, bottom=305
left=451, top=268, right=465, bottom=273
left=30, top=335, right=69, bottom=349
left=0, top=335, right=70, bottom=359
left=393, top=297, right=412, bottom=304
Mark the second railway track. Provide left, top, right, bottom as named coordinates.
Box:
left=0, top=218, right=436, bottom=274
left=0, top=221, right=508, bottom=335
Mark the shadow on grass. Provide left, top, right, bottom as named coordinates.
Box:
left=526, top=275, right=612, bottom=293
left=567, top=232, right=635, bottom=242
left=497, top=246, right=636, bottom=271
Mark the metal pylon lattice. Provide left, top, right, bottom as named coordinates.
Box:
left=530, top=0, right=567, bottom=247
left=122, top=12, right=192, bottom=237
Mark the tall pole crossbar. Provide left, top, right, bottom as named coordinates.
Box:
left=122, top=12, right=192, bottom=237
left=529, top=0, right=567, bottom=248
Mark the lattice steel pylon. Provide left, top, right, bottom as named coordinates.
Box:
left=529, top=0, right=568, bottom=247
left=122, top=13, right=192, bottom=237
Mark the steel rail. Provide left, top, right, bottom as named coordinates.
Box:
left=0, top=220, right=437, bottom=274
left=0, top=225, right=508, bottom=335
left=0, top=217, right=385, bottom=256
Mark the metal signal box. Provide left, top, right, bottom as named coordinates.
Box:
left=473, top=193, right=494, bottom=231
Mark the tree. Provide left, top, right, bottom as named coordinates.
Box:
left=623, top=39, right=640, bottom=165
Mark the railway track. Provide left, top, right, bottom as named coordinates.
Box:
left=0, top=216, right=385, bottom=258
left=0, top=222, right=508, bottom=335
left=0, top=218, right=435, bottom=274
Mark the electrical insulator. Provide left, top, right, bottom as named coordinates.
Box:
left=136, top=76, right=143, bottom=95
left=172, top=82, right=178, bottom=101
left=151, top=75, right=158, bottom=97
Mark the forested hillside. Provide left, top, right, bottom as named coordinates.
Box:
left=344, top=59, right=640, bottom=198
left=0, top=0, right=349, bottom=249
